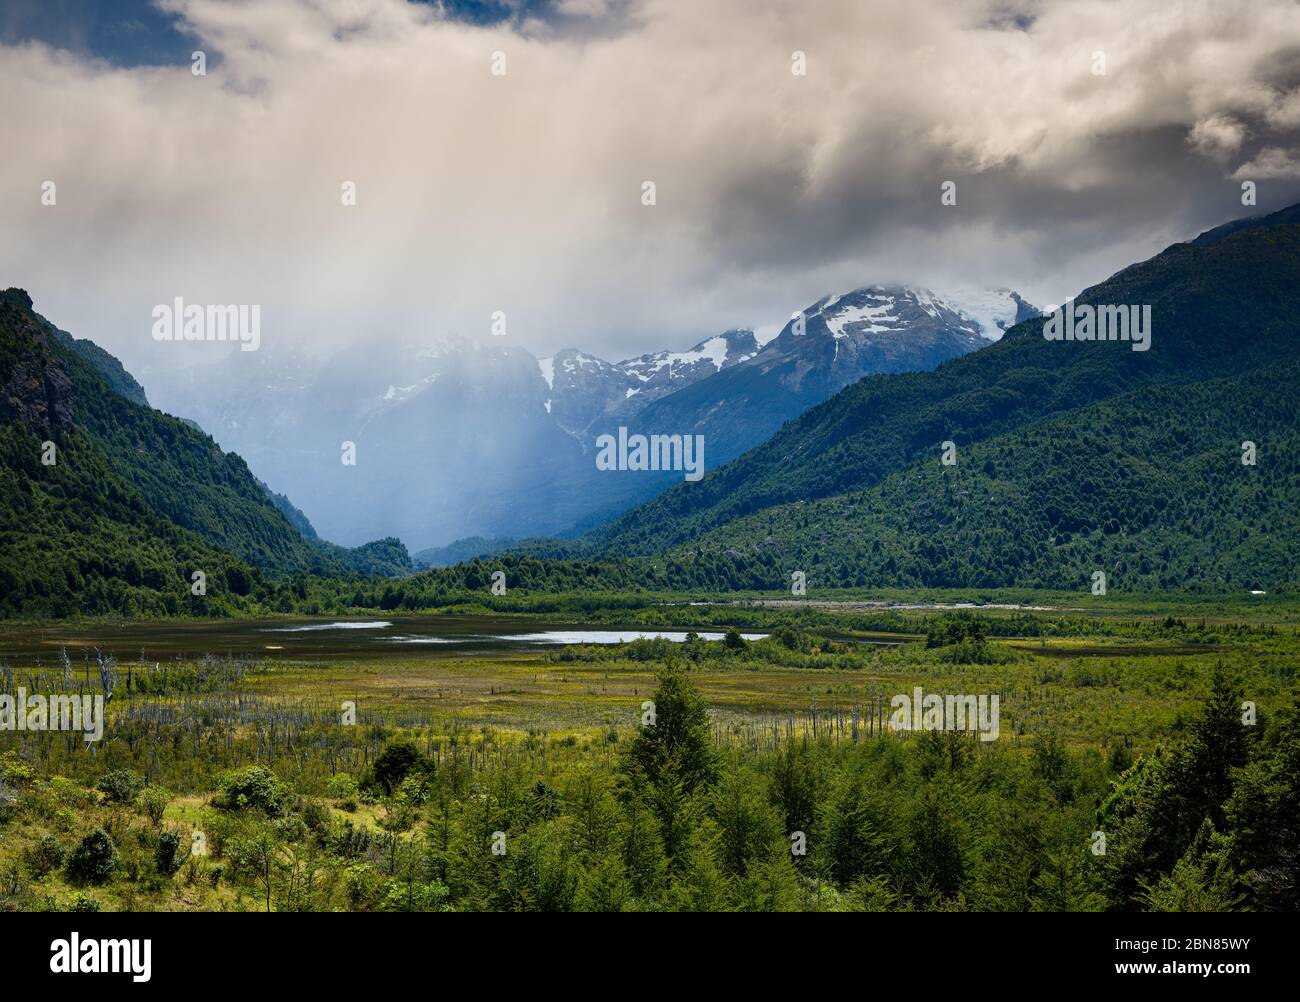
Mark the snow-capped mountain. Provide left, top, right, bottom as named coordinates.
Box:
left=811, top=286, right=1030, bottom=344
left=785, top=285, right=1035, bottom=383
left=621, top=286, right=1036, bottom=473
left=537, top=350, right=629, bottom=440
left=540, top=329, right=758, bottom=441
left=146, top=287, right=1032, bottom=551
left=620, top=329, right=759, bottom=393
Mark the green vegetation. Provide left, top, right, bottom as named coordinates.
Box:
left=0, top=288, right=411, bottom=618
left=571, top=224, right=1300, bottom=594
left=1, top=600, right=1296, bottom=912
left=668, top=363, right=1300, bottom=590
left=4, top=213, right=1299, bottom=913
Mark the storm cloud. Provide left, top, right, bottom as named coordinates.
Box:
left=3, top=0, right=1300, bottom=371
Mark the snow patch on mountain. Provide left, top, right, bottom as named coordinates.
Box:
left=824, top=299, right=903, bottom=337
left=807, top=286, right=1027, bottom=342
left=940, top=287, right=1024, bottom=340
left=652, top=336, right=727, bottom=372
left=376, top=372, right=441, bottom=406
left=621, top=330, right=756, bottom=380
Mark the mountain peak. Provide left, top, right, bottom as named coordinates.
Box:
left=1191, top=200, right=1300, bottom=247
left=620, top=328, right=758, bottom=380
left=1, top=288, right=34, bottom=309
left=798, top=285, right=1032, bottom=344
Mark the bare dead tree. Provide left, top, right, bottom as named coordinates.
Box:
left=93, top=648, right=117, bottom=705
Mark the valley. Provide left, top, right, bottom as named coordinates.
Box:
left=1, top=592, right=1296, bottom=913
left=3, top=202, right=1299, bottom=915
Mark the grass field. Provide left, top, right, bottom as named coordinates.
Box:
left=2, top=592, right=1297, bottom=912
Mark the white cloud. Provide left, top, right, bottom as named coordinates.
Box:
left=2, top=0, right=1300, bottom=376
left=1233, top=146, right=1300, bottom=180
left=1188, top=114, right=1248, bottom=161
left=554, top=0, right=618, bottom=17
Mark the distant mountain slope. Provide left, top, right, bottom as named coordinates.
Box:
left=153, top=287, right=1023, bottom=550
left=257, top=478, right=319, bottom=540
left=45, top=322, right=151, bottom=408
left=1191, top=200, right=1300, bottom=247
left=619, top=287, right=1033, bottom=471
left=413, top=535, right=517, bottom=568
left=584, top=214, right=1300, bottom=579
left=617, top=328, right=759, bottom=403
left=672, top=361, right=1300, bottom=591
left=0, top=289, right=409, bottom=615
left=540, top=330, right=759, bottom=440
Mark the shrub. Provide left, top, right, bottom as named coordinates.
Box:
left=345, top=863, right=383, bottom=910
left=26, top=834, right=65, bottom=878
left=215, top=766, right=289, bottom=815
left=155, top=830, right=184, bottom=876
left=300, top=799, right=331, bottom=833
left=66, top=828, right=119, bottom=884
left=371, top=740, right=425, bottom=795
left=139, top=786, right=171, bottom=826
left=96, top=770, right=145, bottom=804
left=326, top=773, right=359, bottom=799
left=0, top=778, right=16, bottom=822
left=0, top=752, right=36, bottom=787
left=271, top=815, right=309, bottom=844
left=723, top=629, right=748, bottom=651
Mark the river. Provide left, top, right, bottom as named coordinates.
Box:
left=0, top=615, right=769, bottom=665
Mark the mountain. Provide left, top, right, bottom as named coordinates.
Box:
left=575, top=210, right=1300, bottom=591
left=149, top=290, right=1023, bottom=552
left=35, top=313, right=151, bottom=408
left=617, top=287, right=1034, bottom=472
left=153, top=335, right=599, bottom=549
left=413, top=535, right=518, bottom=568
left=257, top=478, right=319, bottom=540
left=0, top=288, right=410, bottom=616
left=1191, top=200, right=1300, bottom=247
left=542, top=329, right=758, bottom=440
left=617, top=328, right=760, bottom=404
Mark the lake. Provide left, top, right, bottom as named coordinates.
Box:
left=0, top=615, right=769, bottom=665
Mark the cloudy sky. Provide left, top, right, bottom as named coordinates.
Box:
left=3, top=0, right=1300, bottom=374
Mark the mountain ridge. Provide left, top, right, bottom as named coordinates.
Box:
left=0, top=289, right=412, bottom=616
left=563, top=209, right=1300, bottom=591
left=149, top=285, right=1025, bottom=550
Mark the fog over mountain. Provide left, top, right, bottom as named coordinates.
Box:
left=5, top=0, right=1300, bottom=550
left=146, top=286, right=1030, bottom=549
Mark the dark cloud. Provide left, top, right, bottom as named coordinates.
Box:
left=2, top=0, right=1299, bottom=369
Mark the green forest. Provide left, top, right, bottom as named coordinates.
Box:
left=2, top=628, right=1296, bottom=913
left=3, top=216, right=1300, bottom=916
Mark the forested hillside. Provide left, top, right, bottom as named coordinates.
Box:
left=0, top=289, right=409, bottom=616
left=5, top=206, right=1300, bottom=614
left=574, top=217, right=1300, bottom=594
left=672, top=361, right=1300, bottom=591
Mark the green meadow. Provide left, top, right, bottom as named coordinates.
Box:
left=1, top=592, right=1297, bottom=912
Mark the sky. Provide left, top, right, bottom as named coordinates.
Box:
left=3, top=0, right=1300, bottom=375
